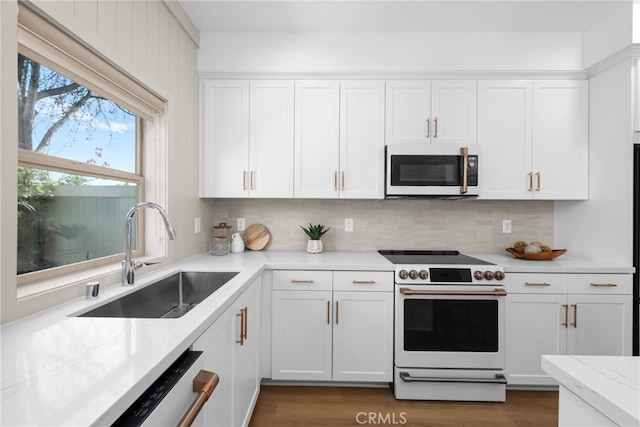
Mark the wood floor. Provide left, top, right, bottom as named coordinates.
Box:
left=249, top=385, right=559, bottom=427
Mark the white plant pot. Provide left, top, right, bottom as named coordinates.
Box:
left=307, top=239, right=323, bottom=254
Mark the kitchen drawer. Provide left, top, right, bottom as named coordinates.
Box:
left=333, top=271, right=393, bottom=292
left=567, top=274, right=632, bottom=295
left=504, top=273, right=568, bottom=294
left=272, top=270, right=332, bottom=291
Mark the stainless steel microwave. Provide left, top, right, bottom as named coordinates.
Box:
left=385, top=144, right=479, bottom=198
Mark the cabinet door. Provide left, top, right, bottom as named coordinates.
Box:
left=192, top=305, right=236, bottom=427
left=431, top=80, right=477, bottom=146
left=249, top=80, right=295, bottom=198
left=339, top=81, right=385, bottom=199
left=200, top=80, right=249, bottom=197
left=566, top=294, right=632, bottom=356
left=271, top=290, right=333, bottom=380
left=505, top=293, right=567, bottom=386
left=332, top=291, right=393, bottom=382
left=385, top=80, right=431, bottom=144
left=532, top=80, right=588, bottom=199
left=477, top=80, right=533, bottom=199
left=294, top=81, right=340, bottom=198
left=234, top=278, right=262, bottom=427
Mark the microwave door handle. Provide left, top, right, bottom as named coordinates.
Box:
left=460, top=147, right=468, bottom=194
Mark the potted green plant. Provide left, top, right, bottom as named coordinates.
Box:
left=300, top=223, right=330, bottom=254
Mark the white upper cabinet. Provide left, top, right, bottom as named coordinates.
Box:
left=339, top=81, right=385, bottom=199
left=200, top=80, right=249, bottom=198
left=385, top=80, right=477, bottom=145
left=531, top=80, right=588, bottom=199
left=200, top=80, right=294, bottom=198
left=478, top=80, right=588, bottom=200
left=295, top=80, right=385, bottom=199
left=249, top=81, right=295, bottom=198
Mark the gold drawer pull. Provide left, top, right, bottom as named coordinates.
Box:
left=291, top=279, right=315, bottom=284
left=590, top=283, right=617, bottom=287
left=352, top=280, right=376, bottom=284
left=525, top=282, right=551, bottom=287
left=562, top=304, right=568, bottom=328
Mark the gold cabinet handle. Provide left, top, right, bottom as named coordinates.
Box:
left=426, top=117, right=430, bottom=138
left=335, top=300, right=339, bottom=325
left=291, top=279, right=314, bottom=284
left=327, top=300, right=331, bottom=324
left=571, top=304, right=577, bottom=328
left=562, top=304, right=568, bottom=328
left=535, top=171, right=541, bottom=192
left=235, top=307, right=247, bottom=345
left=334, top=171, right=338, bottom=191
left=243, top=170, right=247, bottom=190
left=341, top=171, right=345, bottom=191
left=528, top=172, right=533, bottom=192
left=590, top=283, right=618, bottom=287
left=352, top=280, right=376, bottom=284
left=177, top=370, right=220, bottom=427
left=434, top=117, right=438, bottom=138
left=250, top=170, right=255, bottom=190
left=525, top=282, right=551, bottom=287
left=242, top=307, right=248, bottom=340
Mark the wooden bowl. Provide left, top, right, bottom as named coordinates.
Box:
left=505, top=247, right=567, bottom=260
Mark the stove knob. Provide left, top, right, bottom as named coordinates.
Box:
left=409, top=270, right=419, bottom=280
left=494, top=271, right=505, bottom=281
left=473, top=270, right=484, bottom=280
left=484, top=271, right=495, bottom=280
left=398, top=270, right=409, bottom=280
left=418, top=270, right=429, bottom=280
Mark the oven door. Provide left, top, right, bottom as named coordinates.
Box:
left=395, top=285, right=505, bottom=370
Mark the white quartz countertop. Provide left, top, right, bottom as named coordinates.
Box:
left=542, top=355, right=640, bottom=426
left=473, top=252, right=634, bottom=274
left=0, top=250, right=633, bottom=426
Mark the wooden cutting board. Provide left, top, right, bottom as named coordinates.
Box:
left=243, top=223, right=270, bottom=251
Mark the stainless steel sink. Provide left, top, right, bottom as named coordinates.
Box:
left=78, top=271, right=238, bottom=319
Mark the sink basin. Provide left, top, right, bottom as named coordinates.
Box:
left=78, top=271, right=238, bottom=319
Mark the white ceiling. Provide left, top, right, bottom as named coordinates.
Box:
left=178, top=0, right=630, bottom=33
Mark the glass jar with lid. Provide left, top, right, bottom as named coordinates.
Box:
left=209, top=222, right=232, bottom=256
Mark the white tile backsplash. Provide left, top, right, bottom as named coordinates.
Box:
left=207, top=199, right=554, bottom=253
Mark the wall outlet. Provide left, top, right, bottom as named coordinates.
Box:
left=502, top=219, right=512, bottom=234
left=194, top=217, right=201, bottom=234
left=345, top=218, right=354, bottom=232
left=237, top=217, right=246, bottom=232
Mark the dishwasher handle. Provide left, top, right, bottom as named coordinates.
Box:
left=177, top=370, right=220, bottom=427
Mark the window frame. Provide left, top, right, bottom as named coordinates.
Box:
left=14, top=2, right=163, bottom=286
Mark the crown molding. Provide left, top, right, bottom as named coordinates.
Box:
left=586, top=44, right=640, bottom=79
left=199, top=69, right=587, bottom=80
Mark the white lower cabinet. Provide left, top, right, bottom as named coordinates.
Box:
left=505, top=273, right=632, bottom=386
left=271, top=270, right=393, bottom=382
left=192, top=277, right=261, bottom=427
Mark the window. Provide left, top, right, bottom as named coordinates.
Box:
left=17, top=3, right=166, bottom=284
left=17, top=56, right=141, bottom=278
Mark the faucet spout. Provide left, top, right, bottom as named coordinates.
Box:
left=123, top=202, right=177, bottom=286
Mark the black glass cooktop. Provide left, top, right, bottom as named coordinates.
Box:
left=378, top=250, right=493, bottom=266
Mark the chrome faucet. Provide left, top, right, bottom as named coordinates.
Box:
left=123, top=202, right=177, bottom=286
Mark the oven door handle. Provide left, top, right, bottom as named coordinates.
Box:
left=399, top=288, right=507, bottom=297
left=399, top=372, right=507, bottom=385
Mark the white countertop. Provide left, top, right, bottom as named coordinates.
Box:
left=473, top=252, right=634, bottom=274
left=0, top=250, right=633, bottom=426
left=542, top=355, right=640, bottom=426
